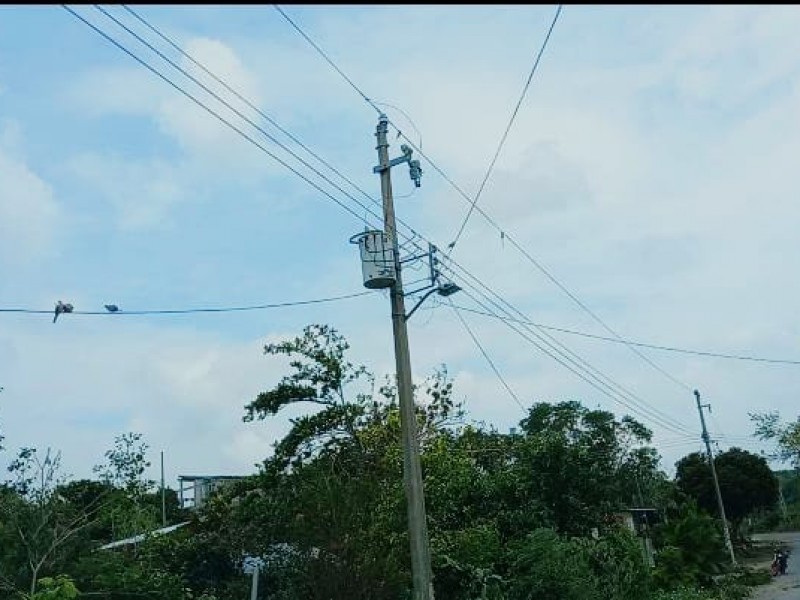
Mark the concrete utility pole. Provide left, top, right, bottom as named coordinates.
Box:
left=250, top=564, right=260, bottom=600
left=374, top=113, right=434, bottom=600
left=694, top=390, right=737, bottom=566
left=778, top=484, right=788, bottom=520
left=161, top=451, right=166, bottom=528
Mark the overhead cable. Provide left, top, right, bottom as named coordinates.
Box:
left=448, top=4, right=562, bottom=252
left=0, top=291, right=371, bottom=317
left=448, top=300, right=526, bottom=412
left=447, top=303, right=800, bottom=366
left=273, top=4, right=694, bottom=394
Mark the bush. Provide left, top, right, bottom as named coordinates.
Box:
left=649, top=571, right=760, bottom=600
left=31, top=576, right=79, bottom=600
left=433, top=525, right=504, bottom=600
left=653, top=507, right=729, bottom=590
left=505, top=528, right=599, bottom=600
left=651, top=589, right=716, bottom=600
left=732, top=566, right=771, bottom=587
left=577, top=527, right=652, bottom=600
left=504, top=527, right=652, bottom=600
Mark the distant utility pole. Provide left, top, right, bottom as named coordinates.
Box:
left=250, top=564, right=260, bottom=600
left=374, top=113, right=434, bottom=600
left=694, top=390, right=736, bottom=566
left=160, top=451, right=166, bottom=528
left=778, top=483, right=788, bottom=520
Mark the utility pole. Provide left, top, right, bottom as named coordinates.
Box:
left=160, top=451, right=166, bottom=528
left=694, top=390, right=736, bottom=566
left=374, top=113, right=434, bottom=600
left=250, top=564, right=260, bottom=600
left=778, top=483, right=788, bottom=521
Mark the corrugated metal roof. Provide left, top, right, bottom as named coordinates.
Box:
left=178, top=475, right=245, bottom=481
left=98, top=521, right=191, bottom=550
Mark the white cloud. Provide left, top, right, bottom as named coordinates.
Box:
left=67, top=153, right=185, bottom=230
left=64, top=36, right=291, bottom=231
left=0, top=126, right=60, bottom=263
left=0, top=322, right=300, bottom=484
left=68, top=66, right=164, bottom=117
left=5, top=5, right=799, bottom=484
left=157, top=37, right=263, bottom=153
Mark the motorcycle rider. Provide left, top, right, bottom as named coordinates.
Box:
left=778, top=548, right=789, bottom=575
left=772, top=548, right=789, bottom=576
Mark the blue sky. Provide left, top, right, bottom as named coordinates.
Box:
left=2, top=5, right=799, bottom=486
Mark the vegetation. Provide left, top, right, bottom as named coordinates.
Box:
left=751, top=411, right=800, bottom=468
left=675, top=448, right=778, bottom=539
left=0, top=324, right=784, bottom=599
left=747, top=408, right=800, bottom=532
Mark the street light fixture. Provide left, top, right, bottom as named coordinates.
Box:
left=405, top=282, right=461, bottom=321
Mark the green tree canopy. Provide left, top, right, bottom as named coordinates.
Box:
left=751, top=411, right=800, bottom=468
left=675, top=448, right=778, bottom=533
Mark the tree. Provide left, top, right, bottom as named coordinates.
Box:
left=236, top=325, right=479, bottom=598
left=675, top=448, right=778, bottom=535
left=93, top=432, right=159, bottom=540
left=232, top=326, right=673, bottom=600
left=94, top=432, right=153, bottom=497
left=511, top=401, right=660, bottom=536
left=0, top=435, right=180, bottom=599
left=243, top=324, right=371, bottom=470
left=0, top=448, right=106, bottom=597
left=55, top=324, right=709, bottom=600
left=751, top=411, right=800, bottom=468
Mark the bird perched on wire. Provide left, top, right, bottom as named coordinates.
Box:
left=104, top=304, right=120, bottom=313
left=53, top=301, right=74, bottom=323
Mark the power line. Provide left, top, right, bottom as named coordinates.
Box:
left=447, top=303, right=800, bottom=366
left=273, top=4, right=383, bottom=115
left=89, top=5, right=406, bottom=244
left=372, top=101, right=423, bottom=150
left=62, top=5, right=398, bottom=245
left=455, top=279, right=692, bottom=435
left=451, top=281, right=694, bottom=437
left=272, top=3, right=695, bottom=397
left=116, top=4, right=427, bottom=250
left=113, top=1, right=685, bottom=430
left=68, top=5, right=428, bottom=284
left=448, top=4, right=562, bottom=252
left=117, top=4, right=443, bottom=265
left=448, top=299, right=526, bottom=412
left=435, top=257, right=694, bottom=434
left=441, top=264, right=693, bottom=435
left=0, top=291, right=371, bottom=317
left=462, top=225, right=695, bottom=393
left=70, top=5, right=692, bottom=438
left=274, top=5, right=688, bottom=436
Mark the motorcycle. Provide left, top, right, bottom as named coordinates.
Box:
left=772, top=550, right=790, bottom=577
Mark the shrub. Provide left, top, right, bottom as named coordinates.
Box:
left=505, top=528, right=599, bottom=600
left=653, top=507, right=728, bottom=590
left=651, top=589, right=716, bottom=600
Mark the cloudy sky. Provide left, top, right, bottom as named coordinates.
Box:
left=1, top=5, right=798, bottom=489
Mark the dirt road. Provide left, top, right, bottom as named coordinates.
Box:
left=749, top=532, right=800, bottom=600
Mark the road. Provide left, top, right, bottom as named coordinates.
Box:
left=749, top=532, right=800, bottom=600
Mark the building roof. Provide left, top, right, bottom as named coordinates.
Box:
left=178, top=475, right=246, bottom=481
left=98, top=521, right=191, bottom=550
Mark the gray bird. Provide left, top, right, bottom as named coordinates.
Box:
left=53, top=301, right=74, bottom=323
left=104, top=304, right=120, bottom=313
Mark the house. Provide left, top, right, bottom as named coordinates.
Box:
left=178, top=474, right=245, bottom=510
left=613, top=507, right=660, bottom=567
